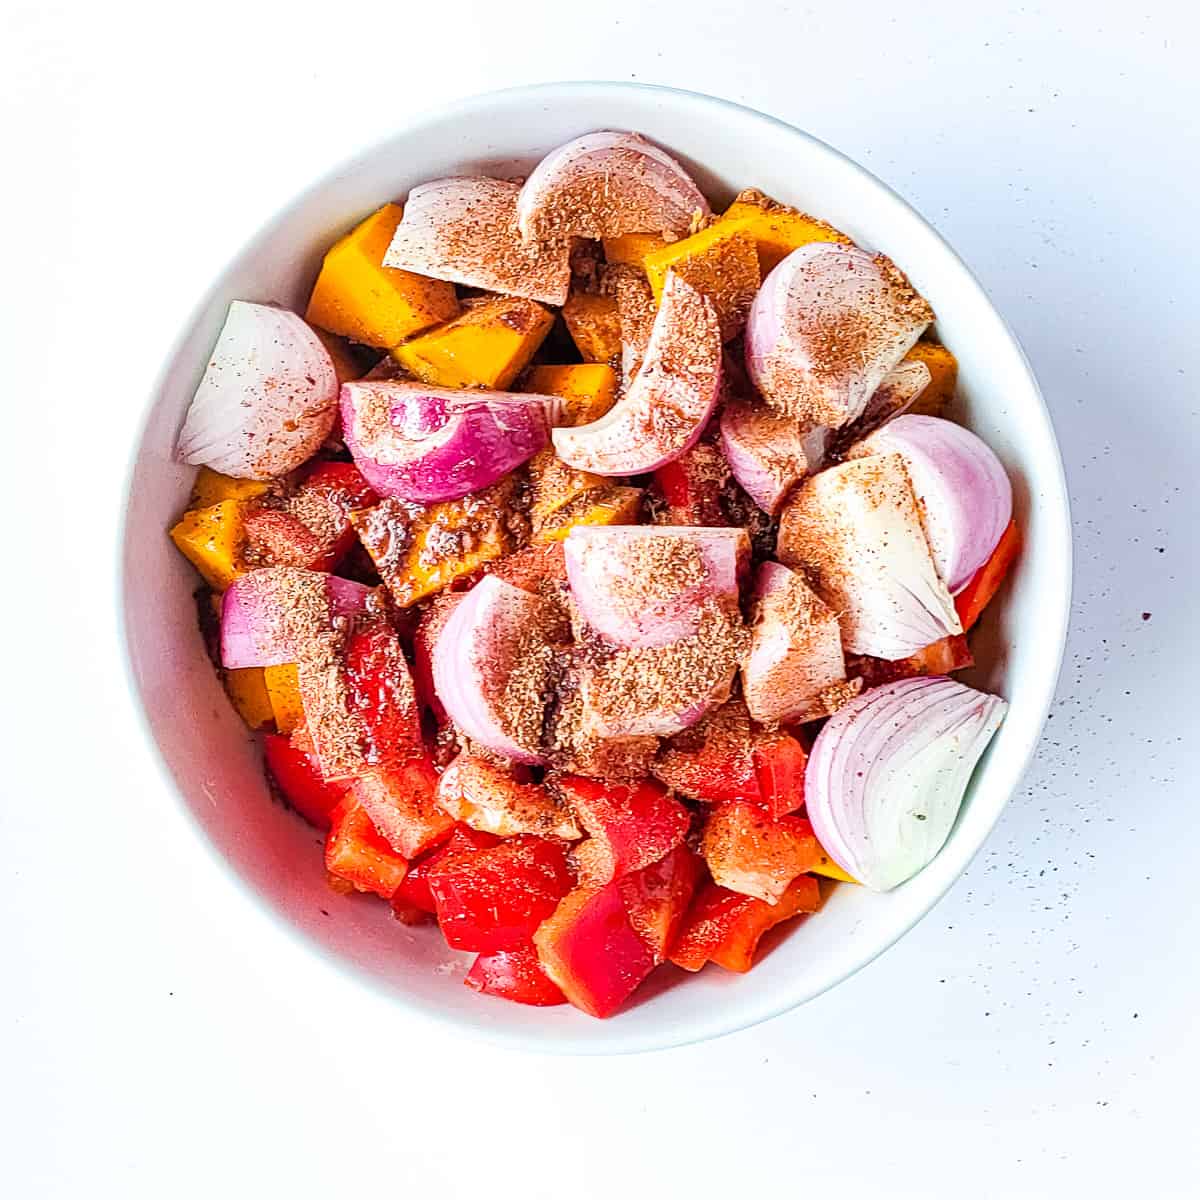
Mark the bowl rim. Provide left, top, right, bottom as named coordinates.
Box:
left=115, top=80, right=1073, bottom=1055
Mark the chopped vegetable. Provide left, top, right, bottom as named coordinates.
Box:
left=561, top=293, right=623, bottom=363
left=700, top=801, right=821, bottom=904
left=955, top=519, right=1021, bottom=630
left=721, top=188, right=852, bottom=273
left=465, top=945, right=567, bottom=1006
left=436, top=754, right=581, bottom=839
left=263, top=731, right=348, bottom=829
left=325, top=795, right=410, bottom=898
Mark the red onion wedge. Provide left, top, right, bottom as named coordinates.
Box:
left=516, top=131, right=710, bottom=242
left=719, top=400, right=808, bottom=515
left=742, top=562, right=847, bottom=724
left=431, top=575, right=556, bottom=763
left=744, top=243, right=933, bottom=428
left=383, top=177, right=572, bottom=306
left=176, top=302, right=338, bottom=480
left=340, top=380, right=551, bottom=503
left=849, top=414, right=1013, bottom=594
left=552, top=273, right=722, bottom=475
left=778, top=453, right=961, bottom=660
left=806, top=676, right=1007, bottom=891
left=219, top=568, right=371, bottom=669
left=564, top=525, right=748, bottom=650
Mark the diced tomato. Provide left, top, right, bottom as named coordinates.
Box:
left=429, top=835, right=574, bottom=953
left=850, top=633, right=974, bottom=689
left=343, top=612, right=423, bottom=766
left=412, top=593, right=464, bottom=718
left=390, top=825, right=501, bottom=917
left=955, top=519, right=1021, bottom=631
left=262, top=731, right=349, bottom=830
left=325, top=795, right=409, bottom=898
left=700, top=801, right=821, bottom=904
left=618, top=844, right=703, bottom=963
left=751, top=731, right=808, bottom=819
left=353, top=757, right=453, bottom=859
left=465, top=944, right=567, bottom=1007
left=669, top=875, right=821, bottom=974
left=652, top=443, right=728, bottom=526
left=557, top=775, right=691, bottom=885
left=534, top=882, right=657, bottom=1017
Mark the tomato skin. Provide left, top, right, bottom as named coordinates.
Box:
left=429, top=836, right=574, bottom=953
left=534, top=882, right=657, bottom=1018
left=557, top=776, right=690, bottom=885
left=955, top=519, right=1021, bottom=631
left=324, top=795, right=409, bottom=898
left=669, top=875, right=821, bottom=974
left=262, top=732, right=348, bottom=830
left=391, top=826, right=501, bottom=917
left=618, top=844, right=703, bottom=963
left=465, top=945, right=567, bottom=1007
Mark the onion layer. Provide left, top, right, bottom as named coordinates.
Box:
left=340, top=381, right=551, bottom=502
left=220, top=569, right=371, bottom=669
left=383, top=177, right=572, bottom=306
left=517, top=131, right=709, bottom=242
left=564, top=525, right=747, bottom=649
left=744, top=244, right=932, bottom=429
left=430, top=575, right=555, bottom=763
left=777, top=453, right=961, bottom=659
left=805, top=676, right=1007, bottom=891
left=719, top=399, right=808, bottom=515
left=552, top=272, right=722, bottom=475
left=177, top=302, right=338, bottom=480
left=850, top=414, right=1013, bottom=593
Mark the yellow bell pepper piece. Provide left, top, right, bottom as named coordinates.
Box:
left=392, top=296, right=553, bottom=389
left=169, top=500, right=248, bottom=590
left=721, top=188, right=852, bottom=274
left=602, top=232, right=669, bottom=268
left=533, top=486, right=644, bottom=544
left=222, top=668, right=274, bottom=731
left=189, top=467, right=269, bottom=510
left=525, top=363, right=618, bottom=427
left=561, top=293, right=622, bottom=363
left=263, top=664, right=304, bottom=734
left=902, top=341, right=958, bottom=418
left=305, top=204, right=459, bottom=349
left=811, top=851, right=859, bottom=884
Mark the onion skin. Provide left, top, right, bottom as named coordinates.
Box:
left=430, top=575, right=553, bottom=764
left=744, top=243, right=932, bottom=429
left=340, top=381, right=551, bottom=503
left=719, top=399, right=807, bottom=515
left=177, top=302, right=338, bottom=480
left=564, top=525, right=747, bottom=650
left=552, top=272, right=722, bottom=475
left=849, top=414, right=1013, bottom=594
left=805, top=676, right=1007, bottom=891
left=777, top=453, right=961, bottom=659
left=517, top=131, right=709, bottom=242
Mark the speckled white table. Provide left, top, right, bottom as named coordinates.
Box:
left=3, top=2, right=1196, bottom=1195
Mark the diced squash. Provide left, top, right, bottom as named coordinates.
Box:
left=721, top=188, right=852, bottom=274
left=351, top=479, right=519, bottom=607
left=525, top=363, right=618, bottom=427
left=561, top=293, right=622, bottom=363
left=305, top=204, right=459, bottom=349
left=903, top=340, right=958, bottom=417
left=221, top=667, right=274, bottom=730
left=189, top=467, right=269, bottom=510
left=391, top=296, right=553, bottom=389
left=169, top=500, right=248, bottom=590
left=643, top=223, right=761, bottom=341
left=602, top=232, right=669, bottom=268
left=264, top=663, right=304, bottom=734
left=528, top=449, right=606, bottom=528
left=534, top=486, right=643, bottom=544
left=811, top=850, right=858, bottom=884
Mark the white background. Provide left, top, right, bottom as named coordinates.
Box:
left=2, top=2, right=1197, bottom=1196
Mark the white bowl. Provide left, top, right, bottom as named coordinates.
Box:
left=119, top=82, right=1071, bottom=1054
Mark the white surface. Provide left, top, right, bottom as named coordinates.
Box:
left=1, top=0, right=1196, bottom=1194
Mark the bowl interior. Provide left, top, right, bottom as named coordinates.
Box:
left=120, top=83, right=1070, bottom=1053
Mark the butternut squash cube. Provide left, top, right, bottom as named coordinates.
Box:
left=223, top=667, right=275, bottom=731
left=525, top=363, right=618, bottom=427
left=189, top=467, right=269, bottom=510
left=722, top=188, right=852, bottom=274
left=533, top=486, right=644, bottom=544
left=528, top=449, right=606, bottom=530
left=350, top=478, right=519, bottom=607
left=264, top=664, right=304, bottom=734
left=561, top=293, right=622, bottom=363
left=902, top=340, right=958, bottom=418
left=170, top=500, right=248, bottom=590
left=602, top=232, right=669, bottom=268
left=392, top=296, right=553, bottom=389
left=643, top=223, right=761, bottom=341
left=305, top=204, right=459, bottom=349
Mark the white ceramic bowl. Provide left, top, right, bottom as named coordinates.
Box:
left=119, top=82, right=1071, bottom=1054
